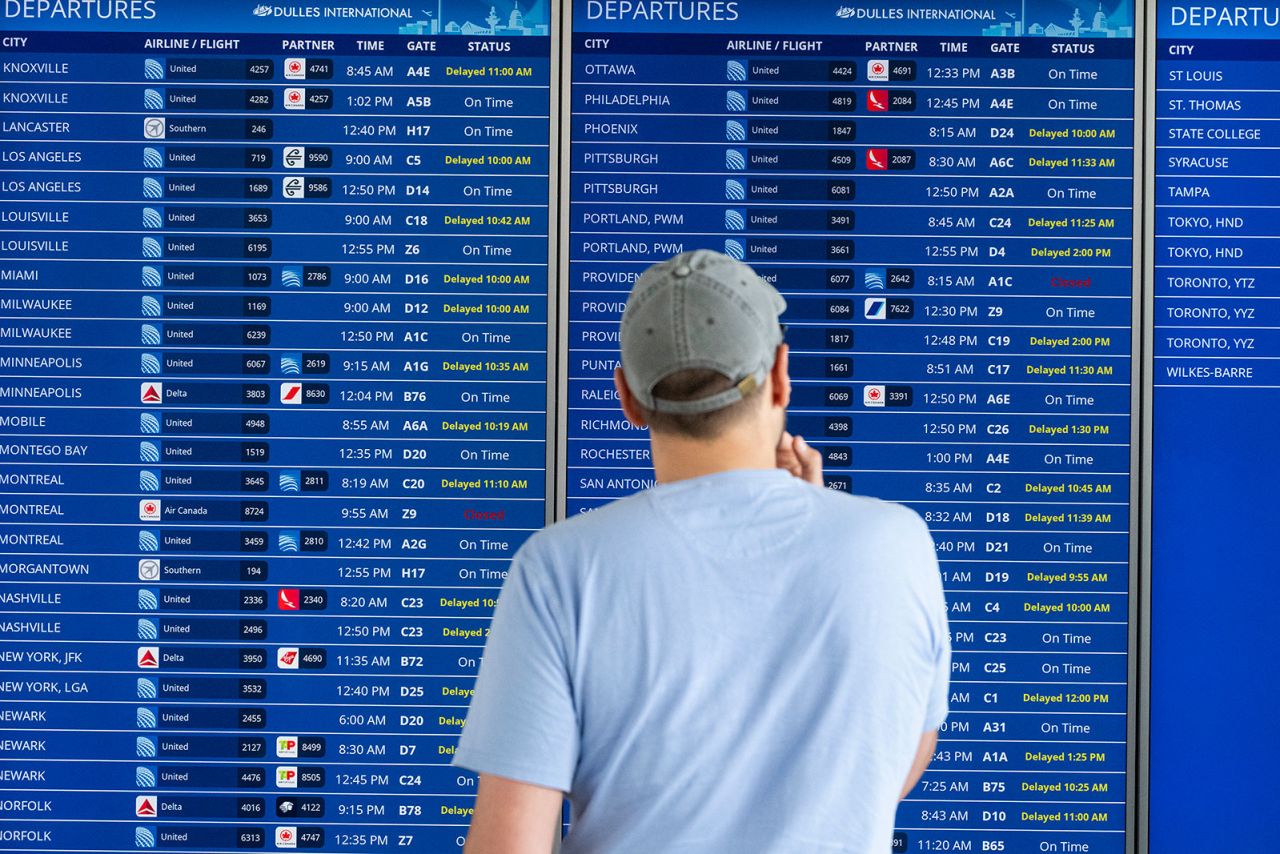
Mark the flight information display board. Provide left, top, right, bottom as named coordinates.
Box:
left=1151, top=4, right=1280, bottom=846
left=566, top=1, right=1138, bottom=850
left=0, top=1, right=552, bottom=851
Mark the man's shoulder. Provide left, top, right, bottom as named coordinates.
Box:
left=523, top=491, right=658, bottom=555
left=812, top=487, right=930, bottom=538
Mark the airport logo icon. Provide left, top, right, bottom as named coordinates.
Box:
left=139, top=499, right=161, bottom=522
left=280, top=382, right=303, bottom=404
left=138, top=559, right=161, bottom=581
left=143, top=116, right=165, bottom=139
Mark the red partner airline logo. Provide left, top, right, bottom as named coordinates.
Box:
left=280, top=383, right=302, bottom=404
left=866, top=149, right=889, bottom=171
left=867, top=89, right=889, bottom=111
left=140, top=383, right=162, bottom=404
left=278, top=589, right=300, bottom=611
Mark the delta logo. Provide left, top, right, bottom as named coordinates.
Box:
left=140, top=382, right=163, bottom=404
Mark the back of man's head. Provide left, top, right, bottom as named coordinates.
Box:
left=618, top=250, right=787, bottom=439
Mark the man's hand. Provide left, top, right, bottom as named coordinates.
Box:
left=776, top=431, right=824, bottom=487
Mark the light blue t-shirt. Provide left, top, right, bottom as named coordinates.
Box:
left=454, top=468, right=950, bottom=853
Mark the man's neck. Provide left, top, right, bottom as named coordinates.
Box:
left=649, top=427, right=776, bottom=484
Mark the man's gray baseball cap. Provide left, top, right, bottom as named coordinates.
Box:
left=620, top=249, right=786, bottom=414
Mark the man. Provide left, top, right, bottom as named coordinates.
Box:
left=455, top=250, right=950, bottom=852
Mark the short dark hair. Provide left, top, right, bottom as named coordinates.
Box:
left=639, top=368, right=763, bottom=440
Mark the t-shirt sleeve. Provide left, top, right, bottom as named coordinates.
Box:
left=452, top=538, right=579, bottom=792
left=909, top=509, right=951, bottom=731
left=924, top=606, right=952, bottom=730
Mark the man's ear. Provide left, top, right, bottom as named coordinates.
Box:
left=769, top=344, right=791, bottom=409
left=614, top=367, right=649, bottom=428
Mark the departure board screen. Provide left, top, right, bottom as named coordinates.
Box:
left=1152, top=5, right=1280, bottom=846
left=0, top=1, right=552, bottom=851
left=567, top=1, right=1137, bottom=850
